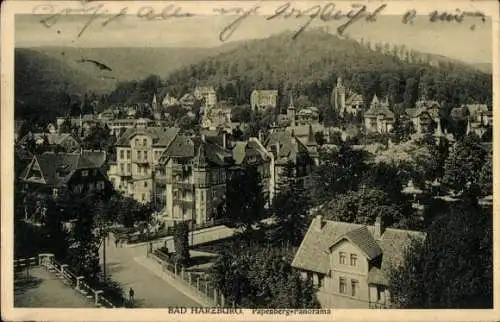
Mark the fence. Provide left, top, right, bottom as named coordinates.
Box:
left=122, top=218, right=233, bottom=245
left=14, top=256, right=38, bottom=279
left=148, top=250, right=226, bottom=307
left=36, top=253, right=118, bottom=308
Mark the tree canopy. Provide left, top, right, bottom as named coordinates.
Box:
left=389, top=199, right=492, bottom=308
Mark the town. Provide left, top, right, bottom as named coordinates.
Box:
left=12, top=29, right=493, bottom=310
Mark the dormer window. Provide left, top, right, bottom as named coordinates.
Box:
left=339, top=252, right=346, bottom=265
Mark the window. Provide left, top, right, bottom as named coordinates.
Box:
left=144, top=181, right=148, bottom=188
left=142, top=194, right=146, bottom=201
left=120, top=150, right=124, bottom=160
left=120, top=164, right=124, bottom=173
left=137, top=151, right=142, bottom=160
left=145, top=151, right=149, bottom=161
left=143, top=138, right=147, bottom=146
left=96, top=181, right=104, bottom=190
left=135, top=139, right=139, bottom=146
left=339, top=277, right=346, bottom=294
left=126, top=150, right=131, bottom=160
left=81, top=170, right=88, bottom=177
left=339, top=252, right=346, bottom=265
left=52, top=188, right=58, bottom=198
left=350, top=254, right=357, bottom=266
left=351, top=280, right=358, bottom=297
left=127, top=164, right=131, bottom=173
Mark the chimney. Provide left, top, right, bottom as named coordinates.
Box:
left=315, top=215, right=325, bottom=231
left=374, top=215, right=384, bottom=239
left=222, top=132, right=227, bottom=149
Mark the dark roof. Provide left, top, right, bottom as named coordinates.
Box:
left=232, top=140, right=268, bottom=165
left=160, top=135, right=233, bottom=166
left=365, top=95, right=394, bottom=119
left=264, top=130, right=309, bottom=164
left=292, top=216, right=425, bottom=286
left=21, top=152, right=106, bottom=187
left=406, top=107, right=439, bottom=119
left=80, top=151, right=107, bottom=168
left=115, top=127, right=179, bottom=147
left=330, top=226, right=382, bottom=260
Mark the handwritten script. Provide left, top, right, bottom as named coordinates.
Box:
left=32, top=1, right=487, bottom=41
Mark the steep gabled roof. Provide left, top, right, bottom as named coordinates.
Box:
left=20, top=152, right=106, bottom=187
left=160, top=134, right=233, bottom=166
left=330, top=226, right=382, bottom=260
left=264, top=130, right=309, bottom=163
left=291, top=216, right=426, bottom=286
left=115, top=127, right=179, bottom=147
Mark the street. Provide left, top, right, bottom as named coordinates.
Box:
left=99, top=234, right=201, bottom=308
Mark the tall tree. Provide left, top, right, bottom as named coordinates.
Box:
left=173, top=221, right=190, bottom=266
left=224, top=166, right=266, bottom=232
left=477, top=156, right=492, bottom=197
left=272, top=162, right=312, bottom=247
left=442, top=134, right=486, bottom=193
left=389, top=199, right=492, bottom=308
left=211, top=243, right=320, bottom=308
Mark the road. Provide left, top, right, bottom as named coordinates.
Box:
left=99, top=234, right=201, bottom=308
left=14, top=267, right=94, bottom=308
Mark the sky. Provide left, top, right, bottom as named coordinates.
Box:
left=15, top=10, right=492, bottom=64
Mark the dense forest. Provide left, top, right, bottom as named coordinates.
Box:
left=15, top=29, right=492, bottom=126
left=152, top=30, right=492, bottom=113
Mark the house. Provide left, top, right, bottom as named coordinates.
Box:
left=157, top=134, right=233, bottom=227
left=162, top=93, right=180, bottom=108
left=194, top=86, right=217, bottom=108
left=364, top=95, right=395, bottom=134
left=107, top=126, right=180, bottom=204
left=331, top=77, right=364, bottom=116
left=231, top=138, right=272, bottom=203
left=405, top=106, right=440, bottom=134
left=264, top=129, right=315, bottom=195
left=465, top=104, right=490, bottom=125
left=201, top=101, right=232, bottom=130
left=296, top=107, right=320, bottom=125
left=250, top=90, right=278, bottom=112
left=179, top=93, right=197, bottom=109
left=464, top=104, right=491, bottom=137
left=19, top=151, right=112, bottom=203
left=18, top=133, right=81, bottom=153
left=292, top=215, right=426, bottom=308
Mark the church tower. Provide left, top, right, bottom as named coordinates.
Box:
left=333, top=76, right=346, bottom=114
left=152, top=93, right=161, bottom=120
left=286, top=92, right=296, bottom=127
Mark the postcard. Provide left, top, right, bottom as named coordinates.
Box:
left=1, top=0, right=499, bottom=321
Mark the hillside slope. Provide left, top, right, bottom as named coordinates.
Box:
left=35, top=44, right=245, bottom=82
left=158, top=30, right=492, bottom=110
left=15, top=48, right=121, bottom=123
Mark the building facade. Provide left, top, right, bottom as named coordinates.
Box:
left=194, top=86, right=217, bottom=108
left=331, top=77, right=364, bottom=116
left=364, top=95, right=395, bottom=134
left=157, top=134, right=233, bottom=227
left=19, top=151, right=112, bottom=201
left=292, top=215, right=426, bottom=308
left=250, top=90, right=278, bottom=112
left=107, top=126, right=179, bottom=203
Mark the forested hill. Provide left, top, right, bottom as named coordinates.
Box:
left=158, top=30, right=492, bottom=110
left=15, top=48, right=119, bottom=124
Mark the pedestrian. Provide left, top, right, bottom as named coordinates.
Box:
left=129, top=287, right=135, bottom=303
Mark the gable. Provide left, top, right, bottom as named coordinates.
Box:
left=23, top=158, right=46, bottom=184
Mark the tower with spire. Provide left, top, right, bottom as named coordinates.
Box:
left=331, top=76, right=346, bottom=114
left=152, top=92, right=161, bottom=120
left=286, top=92, right=297, bottom=127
